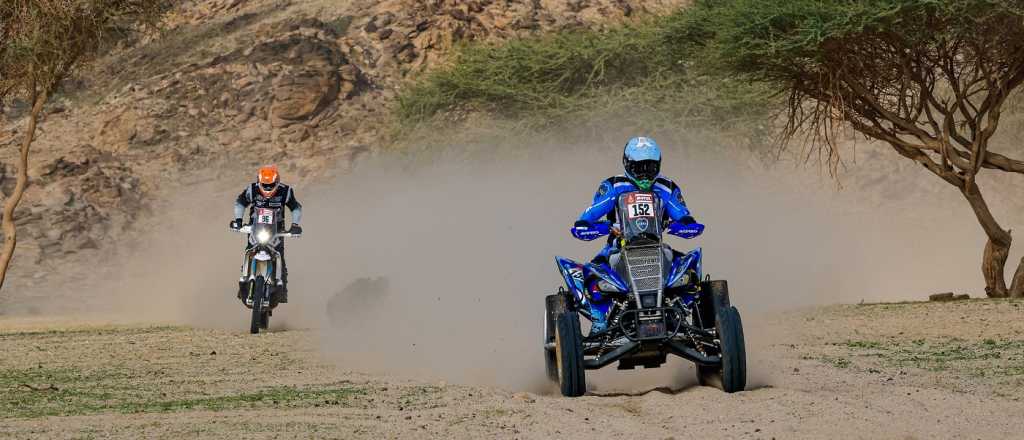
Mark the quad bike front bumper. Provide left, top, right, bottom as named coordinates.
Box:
left=544, top=306, right=722, bottom=370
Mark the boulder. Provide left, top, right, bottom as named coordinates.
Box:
left=94, top=109, right=164, bottom=150
left=269, top=70, right=339, bottom=127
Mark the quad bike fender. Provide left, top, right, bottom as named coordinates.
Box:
left=666, top=247, right=701, bottom=287
left=555, top=257, right=588, bottom=307
left=584, top=262, right=628, bottom=293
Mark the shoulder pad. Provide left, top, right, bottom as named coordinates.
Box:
left=608, top=175, right=632, bottom=184
left=654, top=176, right=677, bottom=190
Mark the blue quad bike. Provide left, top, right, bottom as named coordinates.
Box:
left=545, top=191, right=746, bottom=397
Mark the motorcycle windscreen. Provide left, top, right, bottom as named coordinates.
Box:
left=250, top=208, right=277, bottom=246
left=616, top=191, right=663, bottom=247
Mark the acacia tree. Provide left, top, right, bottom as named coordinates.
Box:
left=674, top=0, right=1024, bottom=297
left=0, top=0, right=164, bottom=290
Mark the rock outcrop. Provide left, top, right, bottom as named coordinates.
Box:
left=0, top=0, right=686, bottom=288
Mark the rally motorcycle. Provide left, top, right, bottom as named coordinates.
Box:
left=545, top=191, right=746, bottom=397
left=232, top=208, right=298, bottom=334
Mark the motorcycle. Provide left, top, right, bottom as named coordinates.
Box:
left=232, top=208, right=298, bottom=334
left=545, top=191, right=746, bottom=397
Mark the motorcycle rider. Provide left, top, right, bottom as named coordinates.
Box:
left=570, top=136, right=700, bottom=331
left=230, top=165, right=302, bottom=302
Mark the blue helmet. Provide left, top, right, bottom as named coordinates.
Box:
left=623, top=136, right=661, bottom=190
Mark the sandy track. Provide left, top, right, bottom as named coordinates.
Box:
left=2, top=299, right=1023, bottom=439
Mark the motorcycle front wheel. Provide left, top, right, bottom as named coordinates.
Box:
left=250, top=276, right=271, bottom=334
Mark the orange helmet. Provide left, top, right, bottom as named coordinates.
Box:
left=257, top=165, right=280, bottom=197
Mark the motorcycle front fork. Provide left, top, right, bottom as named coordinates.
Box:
left=238, top=253, right=284, bottom=285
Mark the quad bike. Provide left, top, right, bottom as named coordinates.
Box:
left=545, top=191, right=746, bottom=397
left=232, top=208, right=298, bottom=334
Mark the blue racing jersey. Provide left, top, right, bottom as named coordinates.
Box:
left=578, top=175, right=692, bottom=225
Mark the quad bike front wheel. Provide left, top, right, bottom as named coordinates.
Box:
left=544, top=294, right=568, bottom=382
left=555, top=310, right=586, bottom=397
left=695, top=280, right=747, bottom=393
left=716, top=306, right=746, bottom=392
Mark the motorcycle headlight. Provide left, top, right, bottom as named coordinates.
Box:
left=255, top=229, right=272, bottom=244
left=597, top=280, right=624, bottom=292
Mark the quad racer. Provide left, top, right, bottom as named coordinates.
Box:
left=571, top=136, right=701, bottom=332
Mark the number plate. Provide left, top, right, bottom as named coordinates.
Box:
left=626, top=193, right=655, bottom=219
left=256, top=208, right=275, bottom=225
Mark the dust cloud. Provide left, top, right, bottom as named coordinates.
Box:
left=272, top=131, right=993, bottom=393
left=46, top=128, right=1012, bottom=393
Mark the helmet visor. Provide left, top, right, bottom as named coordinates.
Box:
left=626, top=159, right=660, bottom=183
left=259, top=182, right=279, bottom=195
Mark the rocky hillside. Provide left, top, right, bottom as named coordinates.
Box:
left=0, top=0, right=687, bottom=290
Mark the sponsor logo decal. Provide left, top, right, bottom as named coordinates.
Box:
left=635, top=217, right=649, bottom=232
left=570, top=268, right=584, bottom=282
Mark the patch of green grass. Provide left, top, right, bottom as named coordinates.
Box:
left=822, top=356, right=852, bottom=369
left=397, top=385, right=447, bottom=410
left=395, top=15, right=774, bottom=133
left=841, top=340, right=884, bottom=350
left=0, top=325, right=188, bottom=340
left=841, top=338, right=1024, bottom=377
left=0, top=365, right=365, bottom=419
left=114, top=384, right=364, bottom=414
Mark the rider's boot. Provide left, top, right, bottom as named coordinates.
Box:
left=237, top=279, right=247, bottom=301
left=585, top=279, right=610, bottom=333
left=589, top=303, right=609, bottom=333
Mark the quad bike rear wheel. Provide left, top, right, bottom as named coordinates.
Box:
left=555, top=310, right=586, bottom=397
left=544, top=294, right=568, bottom=381
left=695, top=280, right=747, bottom=392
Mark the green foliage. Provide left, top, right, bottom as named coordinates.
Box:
left=0, top=0, right=168, bottom=101
left=396, top=17, right=774, bottom=131
left=397, top=24, right=664, bottom=121
left=669, top=0, right=1024, bottom=84
left=666, top=0, right=1024, bottom=180
left=842, top=338, right=1024, bottom=376
left=0, top=365, right=365, bottom=418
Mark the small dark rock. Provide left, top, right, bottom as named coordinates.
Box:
left=449, top=8, right=470, bottom=22
left=364, top=19, right=378, bottom=33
